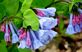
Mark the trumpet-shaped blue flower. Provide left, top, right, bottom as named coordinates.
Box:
left=37, top=30, right=57, bottom=44
left=66, top=13, right=76, bottom=34
left=9, top=22, right=19, bottom=43
left=29, top=29, right=43, bottom=49
left=35, top=7, right=56, bottom=17
left=4, top=23, right=11, bottom=42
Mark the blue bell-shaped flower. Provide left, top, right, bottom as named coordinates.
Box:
left=4, top=23, right=11, bottom=42
left=66, top=13, right=76, bottom=34
left=35, top=7, right=56, bottom=17
left=39, top=18, right=58, bottom=30
left=9, top=22, right=19, bottom=43
left=35, top=8, right=49, bottom=17
left=29, top=29, right=43, bottom=50
left=37, top=30, right=56, bottom=44
left=46, top=7, right=56, bottom=16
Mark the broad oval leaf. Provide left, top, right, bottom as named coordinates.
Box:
left=2, top=0, right=19, bottom=16
left=23, top=9, right=39, bottom=31
left=21, top=0, right=33, bottom=13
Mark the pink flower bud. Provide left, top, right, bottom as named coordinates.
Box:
left=36, top=9, right=45, bottom=16
left=18, top=28, right=26, bottom=40
left=1, top=23, right=5, bottom=32
left=75, top=15, right=80, bottom=24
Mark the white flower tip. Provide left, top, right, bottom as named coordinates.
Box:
left=47, top=7, right=56, bottom=12
left=18, top=40, right=26, bottom=48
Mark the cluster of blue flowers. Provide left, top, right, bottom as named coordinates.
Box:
left=1, top=7, right=58, bottom=50
left=66, top=8, right=82, bottom=34
left=2, top=7, right=82, bottom=50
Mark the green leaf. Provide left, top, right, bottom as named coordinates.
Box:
left=0, top=4, right=6, bottom=21
left=54, top=0, right=60, bottom=2
left=31, top=0, right=53, bottom=8
left=23, top=9, right=39, bottom=31
left=69, top=0, right=82, bottom=12
left=0, top=0, right=4, bottom=2
left=16, top=11, right=23, bottom=17
left=21, top=0, right=33, bottom=13
left=58, top=16, right=64, bottom=34
left=7, top=44, right=19, bottom=52
left=19, top=0, right=24, bottom=3
left=0, top=31, right=4, bottom=40
left=51, top=2, right=69, bottom=17
left=13, top=17, right=23, bottom=29
left=18, top=48, right=32, bottom=52
left=69, top=1, right=74, bottom=12
left=2, top=0, right=19, bottom=16
left=0, top=40, right=7, bottom=52
left=73, top=0, right=82, bottom=3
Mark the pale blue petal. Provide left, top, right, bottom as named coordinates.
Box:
left=47, top=30, right=57, bottom=39
left=46, top=7, right=56, bottom=16
left=12, top=33, right=19, bottom=43
left=80, top=22, right=82, bottom=29
left=37, top=30, right=57, bottom=44
left=29, top=29, right=43, bottom=49
left=39, top=18, right=58, bottom=30
left=74, top=24, right=81, bottom=33
left=66, top=13, right=76, bottom=34
left=43, top=18, right=58, bottom=30
left=66, top=24, right=76, bottom=34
